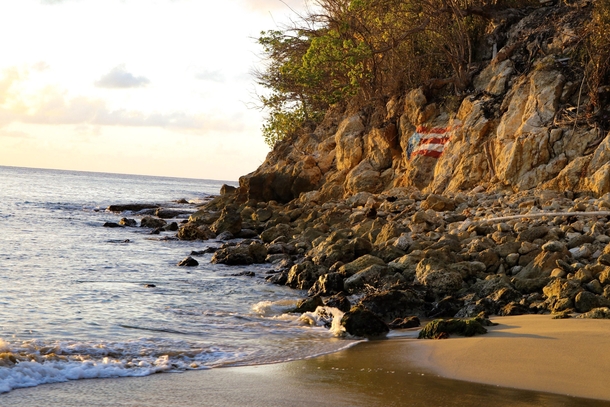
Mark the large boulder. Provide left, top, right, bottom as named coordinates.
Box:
left=338, top=254, right=386, bottom=277
left=574, top=291, right=610, bottom=313
left=211, top=206, right=242, bottom=235
left=335, top=115, right=365, bottom=171
left=343, top=264, right=393, bottom=293
left=140, top=216, right=167, bottom=229
left=415, top=258, right=463, bottom=296
left=308, top=272, right=344, bottom=297
left=211, top=242, right=268, bottom=265
left=340, top=307, right=389, bottom=338
left=286, top=261, right=328, bottom=290
left=357, top=290, right=424, bottom=322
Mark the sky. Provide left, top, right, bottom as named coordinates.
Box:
left=0, top=0, right=306, bottom=181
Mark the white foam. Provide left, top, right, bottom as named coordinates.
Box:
left=0, top=338, right=237, bottom=394
left=298, top=307, right=346, bottom=337
left=251, top=299, right=296, bottom=317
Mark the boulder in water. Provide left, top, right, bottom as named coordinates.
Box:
left=178, top=256, right=199, bottom=267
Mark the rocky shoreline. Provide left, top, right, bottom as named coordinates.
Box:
left=110, top=185, right=610, bottom=338
left=104, top=1, right=610, bottom=339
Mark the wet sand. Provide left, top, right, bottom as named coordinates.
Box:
left=2, top=315, right=610, bottom=407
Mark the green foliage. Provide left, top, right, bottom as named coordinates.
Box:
left=261, top=105, right=306, bottom=147
left=255, top=0, right=538, bottom=147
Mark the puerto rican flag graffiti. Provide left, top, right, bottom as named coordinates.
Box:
left=407, top=125, right=457, bottom=159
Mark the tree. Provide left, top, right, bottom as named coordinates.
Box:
left=255, top=0, right=535, bottom=147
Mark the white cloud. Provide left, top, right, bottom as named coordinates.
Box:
left=0, top=68, right=243, bottom=134
left=194, top=70, right=225, bottom=83
left=94, top=65, right=151, bottom=89
left=32, top=61, right=51, bottom=72
left=242, top=0, right=306, bottom=13
left=0, top=129, right=30, bottom=139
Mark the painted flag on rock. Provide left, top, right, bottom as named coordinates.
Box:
left=407, top=125, right=456, bottom=159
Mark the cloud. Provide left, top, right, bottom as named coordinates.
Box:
left=194, top=70, right=225, bottom=83
left=94, top=65, right=151, bottom=89
left=243, top=0, right=306, bottom=13
left=0, top=69, right=242, bottom=135
left=0, top=130, right=30, bottom=139
left=32, top=61, right=51, bottom=72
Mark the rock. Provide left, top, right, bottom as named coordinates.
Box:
left=577, top=307, right=610, bottom=319
left=418, top=317, right=488, bottom=339
left=345, top=161, right=383, bottom=195
left=574, top=291, right=610, bottom=313
left=324, top=253, right=381, bottom=279
left=517, top=226, right=549, bottom=242
left=428, top=296, right=464, bottom=318
left=141, top=216, right=167, bottom=229
left=216, top=231, right=234, bottom=241
left=598, top=253, right=610, bottom=266
left=177, top=224, right=216, bottom=240
left=119, top=218, right=137, bottom=227
left=567, top=235, right=595, bottom=249
left=190, top=247, right=218, bottom=256
left=335, top=115, right=365, bottom=171
left=188, top=210, right=221, bottom=224
left=420, top=194, right=456, bottom=211
left=177, top=256, right=199, bottom=267
left=220, top=184, right=237, bottom=195
left=415, top=258, right=463, bottom=296
left=388, top=316, right=420, bottom=329
left=292, top=296, right=324, bottom=313
left=210, top=206, right=242, bottom=235
left=394, top=233, right=413, bottom=251
left=260, top=224, right=292, bottom=244
left=542, top=241, right=566, bottom=253
left=357, top=290, right=424, bottom=322
left=164, top=222, right=179, bottom=232
left=308, top=272, right=344, bottom=297
left=232, top=270, right=256, bottom=277
left=155, top=208, right=191, bottom=219
left=340, top=307, right=389, bottom=338
left=236, top=229, right=258, bottom=239
left=211, top=242, right=268, bottom=266
left=515, top=248, right=570, bottom=280
left=103, top=222, right=123, bottom=228
left=107, top=204, right=159, bottom=212
left=343, top=264, right=392, bottom=293
left=286, top=261, right=328, bottom=290
left=498, top=302, right=529, bottom=316
left=324, top=293, right=352, bottom=313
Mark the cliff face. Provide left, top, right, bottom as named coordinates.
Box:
left=239, top=3, right=608, bottom=204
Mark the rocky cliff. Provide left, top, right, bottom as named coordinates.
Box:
left=239, top=3, right=608, bottom=204
left=168, top=1, right=610, bottom=338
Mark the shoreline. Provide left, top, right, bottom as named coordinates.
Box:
left=3, top=315, right=610, bottom=406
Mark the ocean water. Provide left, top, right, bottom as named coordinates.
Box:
left=0, top=166, right=357, bottom=393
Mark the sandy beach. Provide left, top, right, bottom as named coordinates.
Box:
left=407, top=314, right=610, bottom=401
left=2, top=315, right=610, bottom=406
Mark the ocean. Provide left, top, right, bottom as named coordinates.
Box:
left=0, top=166, right=357, bottom=393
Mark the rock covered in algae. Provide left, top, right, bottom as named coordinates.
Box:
left=418, top=314, right=494, bottom=339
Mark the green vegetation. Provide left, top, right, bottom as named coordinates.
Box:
left=255, top=0, right=538, bottom=147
